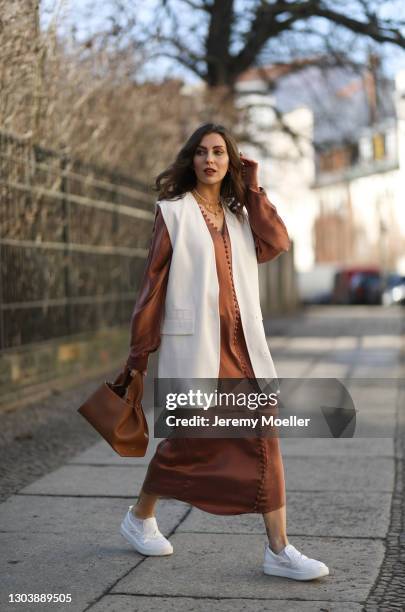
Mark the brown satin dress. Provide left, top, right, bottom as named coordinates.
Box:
left=126, top=187, right=290, bottom=515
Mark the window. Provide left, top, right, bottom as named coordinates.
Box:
left=372, top=133, right=386, bottom=160
left=318, top=143, right=359, bottom=172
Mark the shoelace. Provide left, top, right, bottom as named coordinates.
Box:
left=284, top=546, right=309, bottom=564
left=143, top=527, right=159, bottom=541
left=138, top=522, right=160, bottom=541
left=129, top=512, right=159, bottom=540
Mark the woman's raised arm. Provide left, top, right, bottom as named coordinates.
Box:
left=239, top=154, right=291, bottom=264
left=244, top=185, right=291, bottom=264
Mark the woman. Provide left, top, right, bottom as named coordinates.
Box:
left=119, top=123, right=329, bottom=581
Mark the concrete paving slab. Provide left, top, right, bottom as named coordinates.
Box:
left=360, top=335, right=403, bottom=349
left=279, top=437, right=394, bottom=457
left=267, top=337, right=292, bottom=349
left=348, top=397, right=397, bottom=417
left=91, top=594, right=364, bottom=611
left=1, top=530, right=141, bottom=612
left=112, top=533, right=383, bottom=602
left=68, top=436, right=395, bottom=467
left=345, top=382, right=398, bottom=403
left=0, top=498, right=189, bottom=612
left=271, top=360, right=314, bottom=378
left=352, top=365, right=402, bottom=378
left=355, top=405, right=396, bottom=417
left=19, top=455, right=394, bottom=497
left=176, top=490, right=391, bottom=538
left=349, top=412, right=396, bottom=437
left=347, top=349, right=401, bottom=366
left=19, top=465, right=149, bottom=497
left=0, top=495, right=189, bottom=535
left=278, top=403, right=395, bottom=437
left=351, top=401, right=397, bottom=416
left=285, top=337, right=335, bottom=351
left=283, top=456, right=393, bottom=492
left=304, top=363, right=351, bottom=378
left=333, top=337, right=359, bottom=350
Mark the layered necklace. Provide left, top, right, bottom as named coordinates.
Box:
left=192, top=188, right=223, bottom=217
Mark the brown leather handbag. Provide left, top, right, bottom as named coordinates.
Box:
left=78, top=367, right=149, bottom=457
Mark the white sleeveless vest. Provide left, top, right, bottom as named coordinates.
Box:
left=156, top=191, right=278, bottom=391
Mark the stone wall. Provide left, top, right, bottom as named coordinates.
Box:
left=0, top=326, right=130, bottom=412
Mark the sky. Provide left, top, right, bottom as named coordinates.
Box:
left=40, top=0, right=202, bottom=83
left=40, top=0, right=405, bottom=84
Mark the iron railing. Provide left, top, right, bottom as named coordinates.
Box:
left=0, top=130, right=155, bottom=351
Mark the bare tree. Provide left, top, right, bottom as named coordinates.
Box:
left=0, top=1, right=241, bottom=180
left=2, top=1, right=404, bottom=175
left=86, top=0, right=405, bottom=156
left=133, top=0, right=405, bottom=87
left=0, top=0, right=38, bottom=136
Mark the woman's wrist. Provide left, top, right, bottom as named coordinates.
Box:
left=130, top=368, right=146, bottom=377
left=247, top=183, right=264, bottom=194
left=126, top=351, right=148, bottom=374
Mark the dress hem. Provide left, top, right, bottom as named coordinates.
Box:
left=141, top=486, right=286, bottom=516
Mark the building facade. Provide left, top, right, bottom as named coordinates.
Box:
left=235, top=62, right=405, bottom=276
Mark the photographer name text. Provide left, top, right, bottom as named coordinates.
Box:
left=166, top=414, right=311, bottom=428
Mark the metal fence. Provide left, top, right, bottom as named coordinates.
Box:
left=0, top=130, right=155, bottom=351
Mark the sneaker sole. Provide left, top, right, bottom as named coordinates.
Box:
left=263, top=564, right=329, bottom=581
left=120, top=523, right=173, bottom=556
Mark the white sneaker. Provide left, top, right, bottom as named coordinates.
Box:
left=263, top=543, right=329, bottom=581
left=120, top=505, right=173, bottom=556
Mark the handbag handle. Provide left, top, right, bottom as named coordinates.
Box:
left=112, top=365, right=134, bottom=387
left=126, top=371, right=144, bottom=407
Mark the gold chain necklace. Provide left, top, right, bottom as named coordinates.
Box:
left=192, top=188, right=223, bottom=217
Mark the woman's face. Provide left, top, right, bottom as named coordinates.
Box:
left=192, top=132, right=229, bottom=186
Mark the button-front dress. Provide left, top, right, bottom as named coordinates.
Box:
left=126, top=186, right=291, bottom=515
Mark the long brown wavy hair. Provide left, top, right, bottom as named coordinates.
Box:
left=154, top=123, right=248, bottom=222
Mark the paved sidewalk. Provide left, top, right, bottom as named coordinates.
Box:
left=1, top=306, right=403, bottom=611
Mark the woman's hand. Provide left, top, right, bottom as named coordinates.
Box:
left=239, top=152, right=259, bottom=189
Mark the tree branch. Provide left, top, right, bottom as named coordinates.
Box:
left=179, top=0, right=212, bottom=12
left=310, top=3, right=405, bottom=48
left=229, top=0, right=322, bottom=81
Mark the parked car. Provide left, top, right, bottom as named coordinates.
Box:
left=332, top=267, right=383, bottom=305
left=382, top=274, right=405, bottom=306
left=349, top=271, right=383, bottom=305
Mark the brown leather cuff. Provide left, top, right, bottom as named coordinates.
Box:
left=126, top=353, right=149, bottom=373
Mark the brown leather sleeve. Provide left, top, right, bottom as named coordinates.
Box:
left=126, top=206, right=172, bottom=373
left=244, top=186, right=291, bottom=264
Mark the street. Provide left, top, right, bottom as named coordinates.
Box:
left=1, top=305, right=404, bottom=611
